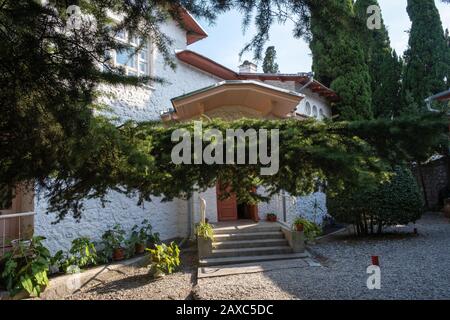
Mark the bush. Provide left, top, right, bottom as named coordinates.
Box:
left=292, top=217, right=322, bottom=240
left=146, top=242, right=180, bottom=276
left=0, top=236, right=51, bottom=297
left=328, top=166, right=424, bottom=235
left=195, top=222, right=214, bottom=241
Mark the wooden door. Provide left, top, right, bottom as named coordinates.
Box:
left=216, top=183, right=238, bottom=221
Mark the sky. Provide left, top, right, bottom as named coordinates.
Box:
left=189, top=0, right=450, bottom=73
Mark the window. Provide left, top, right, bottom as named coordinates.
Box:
left=114, top=31, right=149, bottom=77
left=319, top=109, right=325, bottom=119
left=305, top=102, right=311, bottom=116
left=312, top=105, right=318, bottom=118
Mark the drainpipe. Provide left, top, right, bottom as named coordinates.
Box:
left=298, top=72, right=315, bottom=93
left=282, top=191, right=287, bottom=223
left=187, top=194, right=195, bottom=240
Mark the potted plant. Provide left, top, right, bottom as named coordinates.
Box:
left=266, top=213, right=277, bottom=222
left=101, top=224, right=126, bottom=261
left=129, top=224, right=146, bottom=255
left=195, top=222, right=214, bottom=258
left=146, top=242, right=180, bottom=278
left=0, top=236, right=51, bottom=299
left=293, top=217, right=304, bottom=231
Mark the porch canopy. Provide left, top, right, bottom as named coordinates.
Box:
left=161, top=80, right=304, bottom=122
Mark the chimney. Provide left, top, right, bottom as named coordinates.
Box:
left=239, top=60, right=257, bottom=73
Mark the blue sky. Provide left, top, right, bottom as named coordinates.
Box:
left=190, top=0, right=450, bottom=73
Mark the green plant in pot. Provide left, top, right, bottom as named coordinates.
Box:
left=146, top=242, right=180, bottom=278
left=128, top=220, right=160, bottom=255
left=0, top=236, right=51, bottom=298
left=101, top=224, right=126, bottom=261
left=292, top=217, right=322, bottom=240
left=195, top=222, right=214, bottom=258
left=266, top=213, right=277, bottom=222
left=64, top=237, right=98, bottom=271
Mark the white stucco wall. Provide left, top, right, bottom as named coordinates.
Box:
left=295, top=88, right=332, bottom=120
left=257, top=189, right=328, bottom=226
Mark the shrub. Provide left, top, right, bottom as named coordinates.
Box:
left=0, top=236, right=51, bottom=297
left=292, top=217, right=322, bottom=240
left=66, top=237, right=98, bottom=270
left=146, top=242, right=180, bottom=276
left=195, top=222, right=214, bottom=241
left=328, top=166, right=424, bottom=235
left=98, top=224, right=126, bottom=262
left=129, top=220, right=160, bottom=248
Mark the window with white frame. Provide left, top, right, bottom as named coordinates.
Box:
left=114, top=31, right=150, bottom=76
left=305, top=101, right=311, bottom=116
left=312, top=105, right=318, bottom=118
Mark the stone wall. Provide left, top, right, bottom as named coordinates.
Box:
left=412, top=158, right=449, bottom=210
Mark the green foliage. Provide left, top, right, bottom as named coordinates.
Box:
left=292, top=217, right=322, bottom=240
left=354, top=0, right=403, bottom=119
left=0, top=237, right=51, bottom=297
left=262, top=46, right=280, bottom=73
left=128, top=220, right=160, bottom=253
left=65, top=237, right=98, bottom=270
left=402, top=0, right=450, bottom=113
left=309, top=0, right=373, bottom=121
left=327, top=166, right=424, bottom=235
left=2, top=0, right=448, bottom=224
left=99, top=224, right=126, bottom=262
left=146, top=242, right=180, bottom=275
left=195, top=222, right=214, bottom=241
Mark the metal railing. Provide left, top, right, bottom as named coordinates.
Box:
left=0, top=211, right=35, bottom=256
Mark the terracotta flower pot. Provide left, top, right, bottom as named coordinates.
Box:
left=135, top=243, right=146, bottom=254
left=113, top=247, right=125, bottom=261
left=295, top=223, right=304, bottom=232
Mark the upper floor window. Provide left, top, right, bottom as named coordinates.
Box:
left=312, top=105, right=318, bottom=118
left=113, top=31, right=149, bottom=77
left=305, top=102, right=311, bottom=116
left=319, top=109, right=325, bottom=119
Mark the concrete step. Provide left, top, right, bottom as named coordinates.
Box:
left=213, top=238, right=289, bottom=249
left=213, top=225, right=281, bottom=235
left=211, top=246, right=293, bottom=258
left=199, top=252, right=309, bottom=267
left=213, top=231, right=285, bottom=241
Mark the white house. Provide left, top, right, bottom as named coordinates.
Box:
left=0, top=10, right=338, bottom=254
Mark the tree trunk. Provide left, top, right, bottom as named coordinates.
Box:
left=377, top=223, right=383, bottom=234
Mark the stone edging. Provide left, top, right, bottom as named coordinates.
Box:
left=0, top=255, right=149, bottom=300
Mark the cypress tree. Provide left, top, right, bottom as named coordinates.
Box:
left=402, top=0, right=450, bottom=114
left=309, top=0, right=373, bottom=121
left=262, top=46, right=280, bottom=73
left=354, top=0, right=403, bottom=119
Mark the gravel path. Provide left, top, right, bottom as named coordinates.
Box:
left=68, top=251, right=197, bottom=300
left=195, top=213, right=450, bottom=300
left=67, top=213, right=450, bottom=300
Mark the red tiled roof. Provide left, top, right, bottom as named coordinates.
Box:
left=179, top=8, right=208, bottom=45
left=176, top=50, right=339, bottom=102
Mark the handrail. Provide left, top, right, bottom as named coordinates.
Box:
left=0, top=211, right=35, bottom=219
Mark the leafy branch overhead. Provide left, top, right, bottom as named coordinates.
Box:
left=45, top=114, right=448, bottom=222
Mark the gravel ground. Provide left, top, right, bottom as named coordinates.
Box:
left=195, top=213, right=450, bottom=300
left=68, top=250, right=197, bottom=300
left=66, top=213, right=450, bottom=300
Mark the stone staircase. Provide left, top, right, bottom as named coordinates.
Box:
left=199, top=222, right=308, bottom=267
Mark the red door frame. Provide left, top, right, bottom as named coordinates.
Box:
left=216, top=183, right=259, bottom=222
